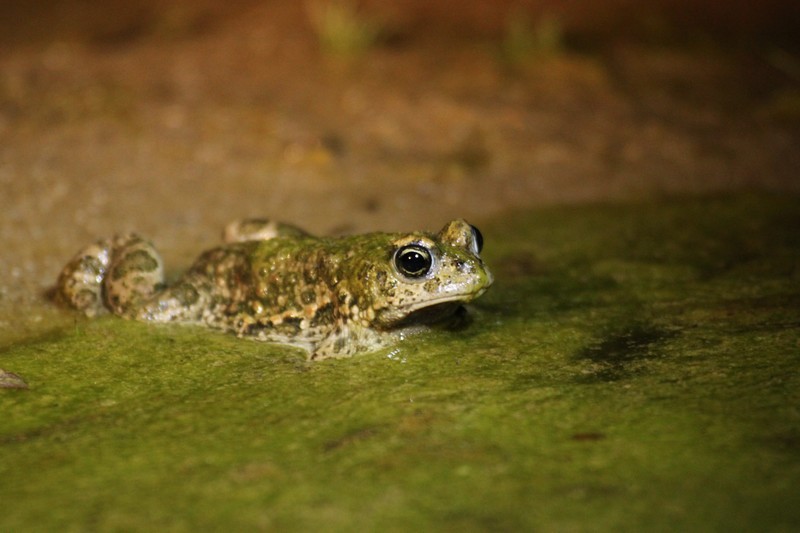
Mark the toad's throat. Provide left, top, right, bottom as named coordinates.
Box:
left=379, top=291, right=486, bottom=328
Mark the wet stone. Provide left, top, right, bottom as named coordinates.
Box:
left=0, top=369, right=28, bottom=389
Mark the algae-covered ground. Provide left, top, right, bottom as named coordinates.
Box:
left=1, top=194, right=799, bottom=531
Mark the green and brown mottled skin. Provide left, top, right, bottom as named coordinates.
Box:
left=55, top=219, right=493, bottom=360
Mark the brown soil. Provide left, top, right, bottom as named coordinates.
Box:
left=1, top=0, right=798, bottom=333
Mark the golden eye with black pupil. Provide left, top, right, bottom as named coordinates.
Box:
left=470, top=225, right=483, bottom=254
left=394, top=245, right=433, bottom=278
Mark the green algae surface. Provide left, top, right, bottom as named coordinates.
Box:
left=2, top=195, right=799, bottom=531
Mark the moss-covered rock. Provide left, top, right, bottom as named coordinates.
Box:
left=2, top=195, right=799, bottom=530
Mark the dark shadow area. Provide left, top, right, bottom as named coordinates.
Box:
left=575, top=324, right=677, bottom=382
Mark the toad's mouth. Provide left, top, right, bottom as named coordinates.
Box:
left=380, top=287, right=489, bottom=328
left=387, top=301, right=464, bottom=328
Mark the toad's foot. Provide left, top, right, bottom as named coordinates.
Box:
left=223, top=219, right=309, bottom=243
left=55, top=234, right=165, bottom=318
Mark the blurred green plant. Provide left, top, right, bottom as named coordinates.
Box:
left=306, top=0, right=381, bottom=57
left=501, top=12, right=564, bottom=64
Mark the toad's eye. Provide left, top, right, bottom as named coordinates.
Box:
left=470, top=225, right=483, bottom=254
left=394, top=245, right=433, bottom=278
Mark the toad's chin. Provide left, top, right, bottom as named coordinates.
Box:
left=381, top=299, right=470, bottom=329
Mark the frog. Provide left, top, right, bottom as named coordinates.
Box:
left=54, top=218, right=493, bottom=360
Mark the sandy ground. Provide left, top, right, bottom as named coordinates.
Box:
left=1, top=1, right=798, bottom=338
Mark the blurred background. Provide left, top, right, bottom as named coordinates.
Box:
left=1, top=0, right=799, bottom=321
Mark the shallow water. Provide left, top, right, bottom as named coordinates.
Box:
left=2, top=195, right=799, bottom=530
